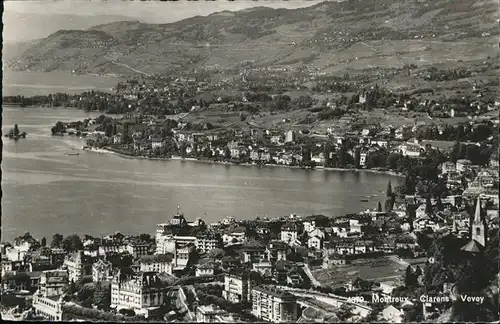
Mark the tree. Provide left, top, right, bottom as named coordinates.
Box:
left=354, top=148, right=361, bottom=168
left=14, top=124, right=20, bottom=137
left=51, top=233, right=64, bottom=248
left=386, top=181, right=393, bottom=198
left=93, top=283, right=111, bottom=311
left=41, top=237, right=47, bottom=247
left=404, top=265, right=417, bottom=287
left=425, top=196, right=433, bottom=215
left=62, top=234, right=83, bottom=253
left=224, top=147, right=231, bottom=160
left=207, top=248, right=225, bottom=264
left=377, top=202, right=382, bottom=212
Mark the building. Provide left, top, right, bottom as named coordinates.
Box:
left=308, top=236, right=323, bottom=250
left=196, top=305, right=227, bottom=322
left=461, top=197, right=488, bottom=251
left=251, top=285, right=298, bottom=323
left=382, top=305, right=404, bottom=323
left=111, top=270, right=165, bottom=318
left=441, top=162, right=456, bottom=175
left=266, top=241, right=288, bottom=264
left=126, top=241, right=150, bottom=259
left=322, top=253, right=349, bottom=269
left=195, top=263, right=215, bottom=277
left=64, top=251, right=90, bottom=283
left=222, top=269, right=259, bottom=303
left=241, top=244, right=267, bottom=264
left=92, top=259, right=113, bottom=283
left=222, top=227, right=247, bottom=245
left=151, top=138, right=163, bottom=149
left=285, top=130, right=296, bottom=143
left=195, top=232, right=222, bottom=253
left=280, top=223, right=298, bottom=244
left=32, top=270, right=69, bottom=321
left=456, top=159, right=472, bottom=173
left=139, top=254, right=174, bottom=275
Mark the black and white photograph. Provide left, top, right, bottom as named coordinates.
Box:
left=1, top=0, right=499, bottom=322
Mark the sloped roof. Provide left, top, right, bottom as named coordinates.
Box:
left=460, top=240, right=483, bottom=253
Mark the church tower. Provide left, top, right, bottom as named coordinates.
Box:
left=471, top=197, right=487, bottom=247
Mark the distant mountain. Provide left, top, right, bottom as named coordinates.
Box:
left=8, top=0, right=499, bottom=75
left=3, top=12, right=133, bottom=42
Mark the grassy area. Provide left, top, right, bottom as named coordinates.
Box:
left=312, top=256, right=405, bottom=287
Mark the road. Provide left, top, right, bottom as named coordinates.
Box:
left=301, top=264, right=322, bottom=287
left=108, top=59, right=151, bottom=76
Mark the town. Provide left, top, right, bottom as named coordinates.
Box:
left=1, top=149, right=498, bottom=322
left=3, top=60, right=500, bottom=324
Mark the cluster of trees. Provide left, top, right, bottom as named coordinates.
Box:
left=415, top=123, right=496, bottom=143
left=449, top=141, right=496, bottom=166
left=423, top=229, right=499, bottom=322
left=50, top=233, right=83, bottom=252
left=424, top=67, right=472, bottom=82
left=196, top=291, right=256, bottom=321
left=311, top=80, right=359, bottom=93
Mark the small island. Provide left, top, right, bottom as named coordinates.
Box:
left=5, top=124, right=27, bottom=140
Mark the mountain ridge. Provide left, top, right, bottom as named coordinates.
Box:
left=7, top=0, right=499, bottom=75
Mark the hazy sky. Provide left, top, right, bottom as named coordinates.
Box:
left=4, top=0, right=329, bottom=42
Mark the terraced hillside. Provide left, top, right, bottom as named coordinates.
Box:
left=8, top=0, right=499, bottom=75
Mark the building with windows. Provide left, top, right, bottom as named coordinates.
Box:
left=126, top=241, right=150, bottom=259
left=251, top=285, right=298, bottom=323
left=64, top=251, right=90, bottom=283
left=266, top=241, right=288, bottom=264
left=222, top=269, right=260, bottom=303
left=195, top=263, right=215, bottom=277
left=195, top=232, right=222, bottom=253
left=110, top=270, right=165, bottom=318
left=32, top=270, right=69, bottom=321
left=139, top=253, right=174, bottom=275
left=280, top=223, right=298, bottom=244
left=92, top=259, right=113, bottom=283
left=196, top=305, right=227, bottom=322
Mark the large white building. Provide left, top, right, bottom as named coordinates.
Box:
left=251, top=286, right=298, bottom=323
left=32, top=270, right=69, bottom=321
left=110, top=270, right=165, bottom=318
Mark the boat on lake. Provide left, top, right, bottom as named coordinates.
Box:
left=67, top=152, right=80, bottom=156
left=360, top=198, right=369, bottom=202
left=5, top=124, right=27, bottom=140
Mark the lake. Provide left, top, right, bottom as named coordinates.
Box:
left=2, top=69, right=118, bottom=97
left=1, top=107, right=400, bottom=241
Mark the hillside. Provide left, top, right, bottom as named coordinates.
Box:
left=7, top=0, right=499, bottom=75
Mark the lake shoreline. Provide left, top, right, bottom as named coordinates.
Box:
left=83, top=146, right=404, bottom=178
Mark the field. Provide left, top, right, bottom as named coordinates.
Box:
left=312, top=256, right=406, bottom=287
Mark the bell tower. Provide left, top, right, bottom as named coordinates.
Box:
left=471, top=197, right=487, bottom=247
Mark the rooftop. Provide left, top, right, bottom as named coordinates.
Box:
left=253, top=285, right=296, bottom=300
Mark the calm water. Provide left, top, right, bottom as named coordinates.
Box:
left=2, top=69, right=118, bottom=96
left=1, top=107, right=400, bottom=241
